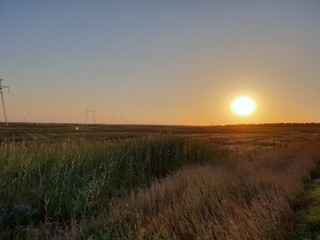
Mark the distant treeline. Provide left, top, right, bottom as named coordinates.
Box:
left=223, top=122, right=320, bottom=127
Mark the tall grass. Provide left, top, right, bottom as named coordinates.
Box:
left=0, top=137, right=228, bottom=238
left=71, top=139, right=320, bottom=239
left=2, top=135, right=319, bottom=239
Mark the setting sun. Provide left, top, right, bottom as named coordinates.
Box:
left=231, top=96, right=257, bottom=117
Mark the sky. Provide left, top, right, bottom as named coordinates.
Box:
left=1, top=0, right=320, bottom=125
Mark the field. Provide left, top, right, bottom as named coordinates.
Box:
left=1, top=123, right=320, bottom=239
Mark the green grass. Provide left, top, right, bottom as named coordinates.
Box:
left=0, top=136, right=229, bottom=238
left=290, top=174, right=320, bottom=239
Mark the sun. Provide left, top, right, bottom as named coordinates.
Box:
left=231, top=96, right=256, bottom=117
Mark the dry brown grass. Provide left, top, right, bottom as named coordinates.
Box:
left=71, top=139, right=320, bottom=240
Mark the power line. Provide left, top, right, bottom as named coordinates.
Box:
left=0, top=78, right=9, bottom=126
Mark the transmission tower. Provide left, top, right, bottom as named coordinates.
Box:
left=84, top=109, right=96, bottom=124
left=0, top=79, right=9, bottom=126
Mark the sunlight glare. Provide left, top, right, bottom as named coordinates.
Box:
left=231, top=96, right=256, bottom=117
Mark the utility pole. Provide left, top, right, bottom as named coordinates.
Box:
left=84, top=109, right=96, bottom=124
left=0, top=79, right=9, bottom=126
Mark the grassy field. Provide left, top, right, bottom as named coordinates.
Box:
left=90, top=141, right=319, bottom=240
left=0, top=123, right=320, bottom=239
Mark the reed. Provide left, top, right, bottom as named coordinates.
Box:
left=72, top=139, right=320, bottom=239
left=0, top=137, right=228, bottom=239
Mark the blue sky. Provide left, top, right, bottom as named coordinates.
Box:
left=1, top=1, right=320, bottom=125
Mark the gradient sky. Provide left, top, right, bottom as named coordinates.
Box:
left=1, top=0, right=320, bottom=125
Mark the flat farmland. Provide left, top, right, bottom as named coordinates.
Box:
left=1, top=122, right=319, bottom=144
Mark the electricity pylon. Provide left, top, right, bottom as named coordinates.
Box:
left=84, top=109, right=96, bottom=124
left=0, top=79, right=9, bottom=126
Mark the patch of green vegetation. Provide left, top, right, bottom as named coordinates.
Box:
left=293, top=208, right=320, bottom=239
left=290, top=169, right=320, bottom=240
left=0, top=137, right=229, bottom=238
